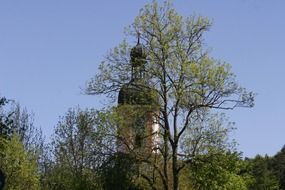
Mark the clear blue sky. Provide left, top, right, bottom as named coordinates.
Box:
left=0, top=0, right=284, bottom=158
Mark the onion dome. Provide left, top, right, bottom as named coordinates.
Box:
left=130, top=33, right=147, bottom=68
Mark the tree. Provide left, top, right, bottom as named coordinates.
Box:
left=10, top=104, right=43, bottom=153
left=99, top=153, right=144, bottom=190
left=46, top=107, right=109, bottom=190
left=185, top=151, right=247, bottom=190
left=271, top=145, right=285, bottom=190
left=244, top=155, right=280, bottom=190
left=0, top=96, right=43, bottom=190
left=0, top=97, right=14, bottom=138
left=0, top=97, right=43, bottom=153
left=86, top=1, right=254, bottom=189
left=0, top=134, right=40, bottom=190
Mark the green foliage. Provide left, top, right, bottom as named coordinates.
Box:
left=0, top=97, right=42, bottom=190
left=99, top=153, right=143, bottom=190
left=42, top=107, right=112, bottom=190
left=271, top=146, right=285, bottom=189
left=0, top=97, right=43, bottom=154
left=0, top=97, right=14, bottom=139
left=40, top=163, right=98, bottom=190
left=187, top=151, right=247, bottom=190
left=243, top=155, right=280, bottom=190
left=0, top=134, right=40, bottom=190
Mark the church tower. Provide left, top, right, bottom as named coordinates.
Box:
left=117, top=34, right=159, bottom=153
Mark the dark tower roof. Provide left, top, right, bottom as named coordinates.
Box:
left=118, top=80, right=156, bottom=105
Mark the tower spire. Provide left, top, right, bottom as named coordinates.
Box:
left=117, top=32, right=159, bottom=154
left=130, top=32, right=146, bottom=79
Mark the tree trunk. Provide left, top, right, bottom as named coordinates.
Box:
left=163, top=129, right=169, bottom=190
left=173, top=145, right=179, bottom=190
